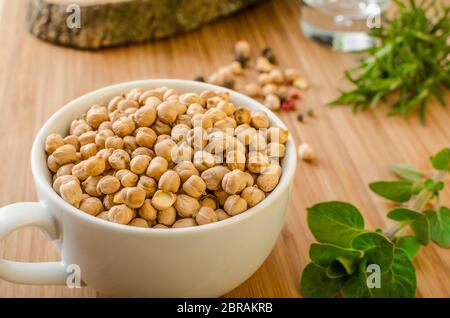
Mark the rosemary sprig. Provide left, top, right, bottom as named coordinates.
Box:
left=330, top=0, right=450, bottom=124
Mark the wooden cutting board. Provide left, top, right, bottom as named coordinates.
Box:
left=28, top=0, right=263, bottom=49
left=0, top=0, right=449, bottom=297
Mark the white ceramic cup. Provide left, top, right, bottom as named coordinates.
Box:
left=0, top=79, right=297, bottom=297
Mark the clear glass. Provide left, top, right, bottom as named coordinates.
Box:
left=300, top=0, right=391, bottom=52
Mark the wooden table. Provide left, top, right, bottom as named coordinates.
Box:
left=0, top=0, right=449, bottom=298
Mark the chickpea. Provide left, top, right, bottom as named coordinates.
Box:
left=122, top=187, right=146, bottom=208
left=174, top=114, right=193, bottom=128
left=105, top=136, right=124, bottom=150
left=200, top=196, right=217, bottom=210
left=186, top=103, right=205, bottom=116
left=78, top=131, right=97, bottom=147
left=298, top=143, right=315, bottom=161
left=112, top=116, right=135, bottom=137
left=195, top=207, right=218, bottom=225
left=80, top=197, right=103, bottom=216
left=153, top=224, right=168, bottom=229
left=214, top=117, right=237, bottom=131
left=72, top=162, right=89, bottom=181
left=250, top=110, right=270, bottom=129
left=82, top=176, right=102, bottom=197
left=123, top=136, right=137, bottom=155
left=146, top=156, right=168, bottom=180
left=249, top=132, right=267, bottom=152
left=70, top=119, right=92, bottom=137
left=205, top=108, right=227, bottom=124
left=201, top=166, right=230, bottom=191
left=129, top=218, right=149, bottom=228
left=97, top=211, right=110, bottom=221
left=215, top=209, right=230, bottom=221
left=157, top=100, right=179, bottom=124
left=267, top=127, right=289, bottom=144
left=226, top=150, right=246, bottom=171
left=63, top=135, right=80, bottom=151
left=109, top=205, right=135, bottom=225
left=108, top=95, right=124, bottom=112
left=158, top=170, right=180, bottom=193
left=267, top=142, right=286, bottom=158
left=151, top=190, right=176, bottom=210
left=153, top=138, right=176, bottom=162
left=47, top=155, right=60, bottom=173
left=206, top=96, right=222, bottom=109
left=234, top=107, right=252, bottom=125
left=80, top=143, right=97, bottom=160
left=52, top=144, right=77, bottom=165
left=182, top=175, right=206, bottom=198
left=171, top=124, right=190, bottom=142
left=264, top=94, right=281, bottom=111
left=214, top=189, right=229, bottom=207
left=83, top=156, right=106, bottom=177
left=130, top=155, right=151, bottom=174
left=55, top=163, right=75, bottom=178
left=135, top=127, right=157, bottom=148
left=108, top=149, right=130, bottom=170
left=257, top=164, right=281, bottom=192
left=151, top=119, right=172, bottom=135
left=224, top=195, right=247, bottom=216
left=174, top=194, right=200, bottom=218
left=174, top=161, right=199, bottom=183
left=131, top=147, right=154, bottom=159
left=115, top=169, right=138, bottom=187
left=172, top=218, right=197, bottom=228
left=95, top=129, right=114, bottom=149
left=157, top=207, right=177, bottom=226
left=241, top=186, right=266, bottom=208
left=256, top=56, right=273, bottom=73
left=139, top=199, right=157, bottom=221
left=222, top=170, right=247, bottom=194
left=179, top=92, right=201, bottom=105
left=191, top=113, right=212, bottom=129
left=134, top=105, right=157, bottom=127
left=45, top=133, right=64, bottom=154
left=216, top=101, right=235, bottom=116
left=86, top=106, right=108, bottom=129
left=60, top=180, right=83, bottom=208
left=247, top=151, right=269, bottom=173
left=139, top=90, right=161, bottom=104
left=186, top=127, right=207, bottom=150
left=97, top=175, right=120, bottom=195
left=269, top=69, right=284, bottom=84
left=193, top=150, right=216, bottom=172
left=234, top=40, right=251, bottom=58
left=98, top=121, right=113, bottom=131
left=258, top=73, right=271, bottom=85
left=172, top=143, right=193, bottom=163
left=53, top=175, right=80, bottom=194
left=236, top=126, right=256, bottom=146
left=137, top=175, right=157, bottom=197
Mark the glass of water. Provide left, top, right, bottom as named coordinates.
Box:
left=301, top=0, right=391, bottom=51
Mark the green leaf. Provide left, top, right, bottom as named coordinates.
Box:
left=396, top=236, right=420, bottom=260
left=307, top=201, right=365, bottom=247
left=352, top=232, right=394, bottom=273
left=325, top=261, right=349, bottom=279
left=300, top=263, right=341, bottom=298
left=426, top=206, right=450, bottom=248
left=389, top=163, right=424, bottom=183
left=309, top=243, right=363, bottom=276
left=369, top=181, right=413, bottom=203
left=341, top=258, right=373, bottom=298
left=387, top=208, right=430, bottom=245
left=371, top=249, right=416, bottom=298
left=430, top=148, right=450, bottom=171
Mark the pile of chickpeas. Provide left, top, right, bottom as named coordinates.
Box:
left=45, top=87, right=289, bottom=229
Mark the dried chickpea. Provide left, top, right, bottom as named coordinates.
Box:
left=151, top=190, right=176, bottom=210
left=267, top=126, right=289, bottom=144
left=146, top=156, right=168, bottom=180
left=60, top=180, right=83, bottom=208
left=151, top=119, right=172, bottom=135
left=129, top=218, right=149, bottom=228
left=118, top=99, right=139, bottom=112
left=174, top=114, right=192, bottom=128
left=70, top=119, right=92, bottom=136
left=182, top=175, right=206, bottom=198
left=157, top=100, right=179, bottom=124
left=72, top=162, right=89, bottom=181
left=153, top=139, right=176, bottom=162
left=264, top=94, right=281, bottom=111
left=236, top=126, right=256, bottom=146
left=250, top=110, right=270, bottom=129
left=108, top=149, right=130, bottom=170
left=171, top=124, right=190, bottom=142
left=234, top=40, right=251, bottom=58
left=201, top=166, right=230, bottom=191
left=224, top=195, right=247, bottom=216
left=172, top=142, right=193, bottom=163
left=241, top=186, right=266, bottom=208
left=244, top=83, right=261, bottom=97
left=195, top=207, right=218, bottom=225
left=112, top=116, right=135, bottom=137
left=123, top=136, right=137, bottom=155
left=79, top=197, right=103, bottom=216
left=186, top=127, right=207, bottom=150
left=269, top=68, right=284, bottom=84
left=109, top=204, right=135, bottom=225
left=63, top=135, right=80, bottom=150
left=257, top=164, right=281, bottom=192
left=222, top=170, right=247, bottom=194
left=130, top=155, right=151, bottom=174
left=47, top=155, right=60, bottom=173
left=86, top=106, right=108, bottom=129
left=135, top=127, right=157, bottom=148
left=174, top=194, right=200, bottom=218
left=131, top=147, right=154, bottom=159
left=137, top=175, right=157, bottom=197
left=105, top=136, right=124, bottom=150
left=97, top=175, right=120, bottom=194
left=191, top=114, right=212, bottom=129
left=52, top=144, right=77, bottom=165
left=256, top=56, right=273, bottom=72
left=234, top=107, right=252, bottom=125
left=78, top=131, right=96, bottom=147
left=122, top=187, right=146, bottom=208
left=186, top=103, right=205, bottom=116
left=139, top=199, right=157, bottom=221
left=174, top=161, right=199, bottom=183
left=95, top=129, right=114, bottom=149
left=45, top=134, right=64, bottom=154
left=83, top=156, right=106, bottom=176
left=153, top=224, right=168, bottom=229
left=215, top=209, right=230, bottom=221
left=80, top=143, right=97, bottom=159
left=116, top=169, right=138, bottom=187
left=205, top=108, right=227, bottom=124
left=172, top=218, right=197, bottom=228
left=157, top=207, right=177, bottom=226
left=249, top=132, right=267, bottom=152
left=82, top=176, right=102, bottom=197
left=267, top=142, right=286, bottom=158
left=226, top=150, right=246, bottom=171
left=134, top=104, right=157, bottom=127
left=108, top=95, right=124, bottom=112
left=298, top=143, right=315, bottom=161
left=247, top=152, right=269, bottom=174
left=55, top=163, right=75, bottom=178
left=53, top=175, right=80, bottom=194
left=157, top=169, right=181, bottom=193
left=145, top=96, right=163, bottom=108
left=97, top=211, right=110, bottom=221
left=200, top=196, right=217, bottom=210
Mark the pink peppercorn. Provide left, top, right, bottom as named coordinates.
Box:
left=281, top=100, right=295, bottom=111
left=289, top=91, right=300, bottom=100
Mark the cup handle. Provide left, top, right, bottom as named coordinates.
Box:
left=0, top=202, right=68, bottom=285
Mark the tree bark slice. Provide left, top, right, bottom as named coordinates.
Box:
left=28, top=0, right=264, bottom=50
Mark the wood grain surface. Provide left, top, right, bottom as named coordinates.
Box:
left=0, top=0, right=449, bottom=298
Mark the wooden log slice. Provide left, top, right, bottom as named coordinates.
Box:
left=28, top=0, right=264, bottom=50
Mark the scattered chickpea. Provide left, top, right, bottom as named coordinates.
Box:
left=234, top=40, right=251, bottom=58
left=298, top=143, right=315, bottom=161
left=264, top=94, right=281, bottom=111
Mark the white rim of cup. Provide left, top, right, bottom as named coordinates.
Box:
left=31, top=79, right=297, bottom=236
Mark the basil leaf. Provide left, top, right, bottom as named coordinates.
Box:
left=430, top=148, right=450, bottom=171
left=389, top=163, right=424, bottom=183
left=300, top=263, right=341, bottom=298
left=426, top=206, right=450, bottom=248
left=352, top=232, right=394, bottom=273
left=396, top=236, right=420, bottom=260
left=341, top=258, right=373, bottom=298
left=371, top=248, right=416, bottom=298
left=369, top=181, right=413, bottom=203
left=307, top=201, right=365, bottom=247
left=309, top=243, right=363, bottom=270
left=387, top=208, right=430, bottom=245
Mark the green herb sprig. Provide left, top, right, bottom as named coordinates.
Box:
left=300, top=147, right=450, bottom=298
left=330, top=0, right=450, bottom=124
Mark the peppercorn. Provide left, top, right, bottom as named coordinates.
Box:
left=194, top=75, right=205, bottom=82
left=297, top=114, right=304, bottom=122
left=261, top=47, right=276, bottom=64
